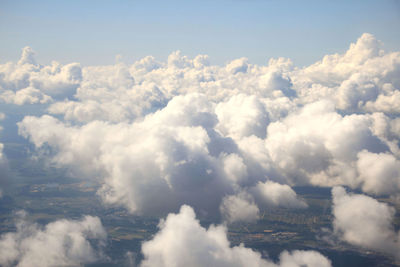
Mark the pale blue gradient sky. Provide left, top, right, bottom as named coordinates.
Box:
left=0, top=0, right=399, bottom=66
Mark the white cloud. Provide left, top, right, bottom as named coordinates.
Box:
left=0, top=47, right=82, bottom=104
left=226, top=57, right=249, bottom=74
left=332, top=187, right=400, bottom=259
left=264, top=100, right=389, bottom=189
left=293, top=33, right=400, bottom=114
left=356, top=150, right=400, bottom=195
left=1, top=33, right=397, bottom=222
left=18, top=95, right=236, bottom=216
left=251, top=181, right=307, bottom=208
left=365, top=87, right=400, bottom=114
left=0, top=213, right=107, bottom=267
left=141, top=205, right=332, bottom=267
left=17, top=91, right=311, bottom=218
left=216, top=94, right=270, bottom=140
left=220, top=191, right=260, bottom=223
left=0, top=30, right=399, bottom=267
left=18, top=46, right=37, bottom=66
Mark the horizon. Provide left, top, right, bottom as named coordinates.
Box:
left=1, top=0, right=400, bottom=66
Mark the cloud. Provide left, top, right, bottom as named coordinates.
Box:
left=0, top=33, right=399, bottom=266
left=356, top=150, right=400, bottom=195
left=18, top=92, right=309, bottom=219
left=293, top=33, right=400, bottom=114
left=331, top=187, right=400, bottom=259
left=220, top=191, right=260, bottom=223
left=18, top=95, right=235, bottom=216
left=0, top=47, right=81, bottom=105
left=215, top=94, right=270, bottom=140
left=363, top=82, right=400, bottom=115
left=264, top=100, right=389, bottom=188
left=0, top=212, right=107, bottom=267
left=141, top=205, right=332, bottom=267
left=2, top=33, right=397, bottom=222
left=251, top=181, right=307, bottom=208
left=259, top=70, right=295, bottom=98
left=226, top=57, right=249, bottom=74
left=18, top=46, right=37, bottom=66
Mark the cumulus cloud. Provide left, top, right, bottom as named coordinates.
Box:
left=1, top=33, right=396, bottom=221
left=0, top=47, right=81, bottom=104
left=220, top=191, right=260, bottom=223
left=1, top=33, right=400, bottom=267
left=141, top=205, right=332, bottom=267
left=264, top=100, right=389, bottom=188
left=18, top=92, right=308, bottom=220
left=0, top=212, right=107, bottom=267
left=251, top=181, right=307, bottom=208
left=215, top=94, right=270, bottom=139
left=18, top=95, right=235, bottom=216
left=293, top=33, right=400, bottom=114
left=226, top=57, right=249, bottom=74
left=331, top=187, right=400, bottom=259
left=18, top=46, right=37, bottom=66
left=356, top=150, right=400, bottom=195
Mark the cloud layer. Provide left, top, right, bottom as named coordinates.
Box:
left=0, top=33, right=398, bottom=223
left=7, top=33, right=399, bottom=221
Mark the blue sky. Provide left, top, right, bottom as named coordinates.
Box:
left=0, top=0, right=399, bottom=66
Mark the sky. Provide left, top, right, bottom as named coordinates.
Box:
left=0, top=0, right=399, bottom=66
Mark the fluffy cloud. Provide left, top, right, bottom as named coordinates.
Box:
left=1, top=32, right=399, bottom=266
left=18, top=95, right=234, bottom=217
left=0, top=47, right=81, bottom=104
left=220, top=191, right=260, bottom=223
left=293, top=33, right=400, bottom=114
left=0, top=213, right=107, bottom=267
left=141, top=205, right=332, bottom=267
left=264, top=100, right=389, bottom=188
left=2, top=33, right=399, bottom=116
left=1, top=33, right=397, bottom=222
left=331, top=187, right=400, bottom=259
left=251, top=181, right=307, bottom=208
left=18, top=92, right=309, bottom=220
left=215, top=94, right=270, bottom=140
left=356, top=150, right=400, bottom=195
left=226, top=57, right=249, bottom=74
left=16, top=34, right=400, bottom=221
